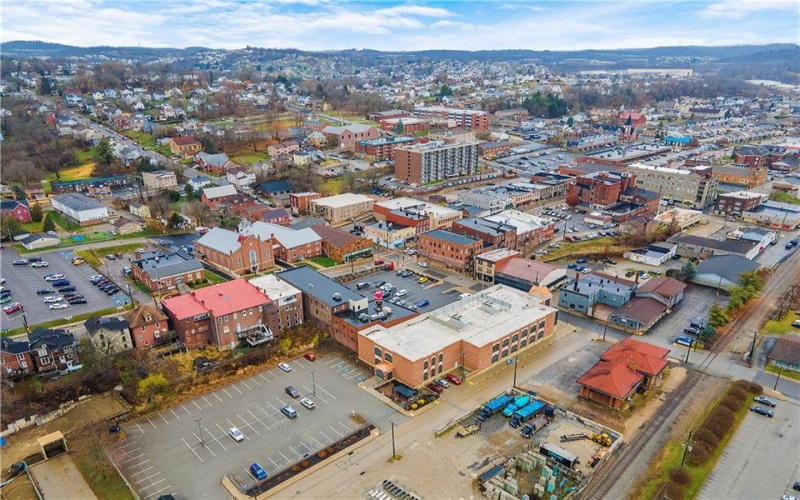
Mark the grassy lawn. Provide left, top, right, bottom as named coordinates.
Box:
left=310, top=256, right=337, bottom=268
left=766, top=364, right=800, bottom=381
left=73, top=433, right=135, bottom=500
left=47, top=210, right=81, bottom=232
left=19, top=220, right=43, bottom=233
left=76, top=243, right=147, bottom=267
left=122, top=130, right=157, bottom=148
left=761, top=311, right=798, bottom=336
left=634, top=390, right=755, bottom=500
left=206, top=271, right=227, bottom=284
left=116, top=227, right=158, bottom=239
left=230, top=150, right=270, bottom=166
left=74, top=148, right=96, bottom=164
left=543, top=237, right=630, bottom=261
left=320, top=178, right=343, bottom=195
left=74, top=249, right=103, bottom=267
left=58, top=162, right=96, bottom=181
left=2, top=307, right=119, bottom=336
left=769, top=191, right=800, bottom=205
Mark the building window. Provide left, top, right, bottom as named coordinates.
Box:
left=491, top=353, right=499, bottom=363
left=522, top=328, right=528, bottom=336
left=438, top=353, right=443, bottom=363
left=423, top=371, right=428, bottom=381
left=511, top=344, right=518, bottom=353
left=512, top=333, right=519, bottom=343
left=520, top=338, right=527, bottom=348
left=501, top=349, right=508, bottom=358
left=538, top=329, right=545, bottom=339
left=539, top=320, right=546, bottom=330
left=438, top=364, right=443, bottom=374
left=384, top=352, right=393, bottom=363
left=423, top=360, right=428, bottom=370
left=502, top=338, right=509, bottom=347
left=492, top=343, right=499, bottom=352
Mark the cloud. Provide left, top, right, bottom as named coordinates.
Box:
left=700, top=0, right=797, bottom=19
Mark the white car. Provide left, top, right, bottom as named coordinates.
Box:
left=44, top=274, right=66, bottom=281
left=228, top=427, right=244, bottom=442
left=395, top=289, right=408, bottom=297
left=277, top=362, right=292, bottom=372
left=49, top=303, right=69, bottom=310
left=300, top=397, right=315, bottom=410
left=31, top=261, right=49, bottom=268
left=417, top=261, right=429, bottom=268
left=89, top=274, right=104, bottom=281
left=43, top=297, right=63, bottom=304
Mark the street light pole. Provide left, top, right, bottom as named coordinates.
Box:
left=390, top=421, right=397, bottom=460
left=512, top=355, right=519, bottom=389
left=195, top=417, right=205, bottom=446
left=311, top=370, right=316, bottom=396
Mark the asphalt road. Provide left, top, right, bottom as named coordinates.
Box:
left=1, top=248, right=129, bottom=331
left=114, top=354, right=405, bottom=500
left=699, top=399, right=800, bottom=500
left=341, top=268, right=461, bottom=312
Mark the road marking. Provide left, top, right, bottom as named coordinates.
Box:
left=193, top=432, right=217, bottom=456
left=319, top=430, right=332, bottom=442
left=222, top=388, right=233, bottom=398
left=170, top=408, right=181, bottom=420
left=202, top=395, right=213, bottom=406
left=136, top=423, right=145, bottom=434
left=309, top=435, right=322, bottom=448
left=268, top=457, right=279, bottom=470
left=208, top=428, right=228, bottom=451
left=248, top=409, right=270, bottom=431
left=122, top=453, right=146, bottom=464
left=128, top=465, right=156, bottom=477
left=159, top=413, right=169, bottom=424
left=146, top=484, right=174, bottom=498
left=279, top=451, right=291, bottom=464
left=132, top=469, right=159, bottom=484
left=324, top=357, right=338, bottom=366
left=315, top=383, right=338, bottom=400
left=264, top=401, right=279, bottom=413
left=146, top=417, right=157, bottom=429
left=192, top=400, right=202, bottom=410
left=182, top=404, right=192, bottom=415
left=212, top=392, right=223, bottom=402
left=129, top=458, right=152, bottom=468
left=289, top=445, right=304, bottom=457
left=231, top=384, right=243, bottom=394
left=250, top=377, right=262, bottom=387
left=338, top=421, right=351, bottom=433
left=122, top=441, right=140, bottom=450
left=239, top=414, right=260, bottom=435
left=259, top=373, right=270, bottom=382
left=139, top=478, right=167, bottom=491
left=329, top=426, right=343, bottom=438
left=241, top=380, right=252, bottom=390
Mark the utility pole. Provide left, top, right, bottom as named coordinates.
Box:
left=311, top=370, right=316, bottom=396
left=196, top=417, right=205, bottom=446
left=512, top=355, right=519, bottom=389
left=773, top=364, right=783, bottom=391
left=602, top=318, right=609, bottom=342
left=390, top=421, right=397, bottom=461
left=680, top=429, right=693, bottom=467
left=685, top=338, right=693, bottom=364
left=460, top=349, right=466, bottom=379
left=748, top=330, right=757, bottom=368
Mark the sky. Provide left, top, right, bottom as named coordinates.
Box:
left=2, top=0, right=798, bottom=52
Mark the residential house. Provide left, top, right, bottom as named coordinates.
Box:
left=0, top=337, right=34, bottom=378
left=84, top=316, right=132, bottom=354
left=635, top=277, right=686, bottom=310
left=124, top=304, right=170, bottom=349
left=131, top=251, right=206, bottom=292
left=310, top=224, right=374, bottom=262
left=196, top=152, right=234, bottom=175
left=169, top=136, right=202, bottom=157
left=24, top=184, right=49, bottom=207
left=767, top=335, right=800, bottom=374
left=27, top=327, right=79, bottom=372
left=226, top=167, right=256, bottom=189
left=557, top=272, right=636, bottom=315
left=0, top=199, right=31, bottom=222
left=201, top=185, right=238, bottom=209
left=51, top=193, right=109, bottom=226
left=111, top=217, right=145, bottom=235
left=129, top=202, right=152, bottom=219
left=193, top=227, right=275, bottom=275
left=267, top=141, right=300, bottom=157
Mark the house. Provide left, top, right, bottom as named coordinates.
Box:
left=241, top=221, right=322, bottom=263
left=226, top=167, right=257, bottom=189
left=111, top=217, right=144, bottom=235
left=124, top=304, right=170, bottom=349
left=84, top=316, right=132, bottom=354
left=267, top=141, right=300, bottom=157
left=169, top=136, right=202, bottom=157
left=767, top=335, right=800, bottom=373
left=624, top=243, right=678, bottom=266
left=19, top=233, right=60, bottom=250
left=131, top=251, right=206, bottom=292
left=129, top=202, right=151, bottom=219
left=201, top=185, right=238, bottom=208
left=0, top=337, right=34, bottom=378
left=51, top=193, right=109, bottom=226
left=692, top=255, right=760, bottom=292
left=255, top=180, right=292, bottom=198
left=196, top=152, right=233, bottom=174
left=577, top=338, right=669, bottom=409
left=161, top=279, right=273, bottom=350
left=193, top=227, right=275, bottom=275
left=310, top=224, right=374, bottom=262
left=0, top=199, right=31, bottom=222
left=634, top=277, right=686, bottom=310
left=27, top=327, right=79, bottom=372
left=557, top=272, right=636, bottom=315
left=24, top=184, right=49, bottom=207
left=321, top=124, right=380, bottom=149
left=141, top=170, right=178, bottom=192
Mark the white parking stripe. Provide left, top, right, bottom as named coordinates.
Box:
left=159, top=413, right=169, bottom=424
left=122, top=441, right=140, bottom=450
left=309, top=435, right=322, bottom=448
left=181, top=437, right=203, bottom=462
left=182, top=404, right=192, bottom=415
left=338, top=421, right=350, bottom=433
left=140, top=478, right=167, bottom=491
left=314, top=383, right=337, bottom=399
left=264, top=401, right=279, bottom=412
left=146, top=417, right=157, bottom=429
left=122, top=453, right=146, bottom=464
left=193, top=432, right=217, bottom=456
left=238, top=414, right=260, bottom=435
left=208, top=428, right=228, bottom=451
left=329, top=426, right=343, bottom=437
left=250, top=377, right=262, bottom=387
left=146, top=485, right=174, bottom=498
left=136, top=423, right=145, bottom=434
left=202, top=395, right=213, bottom=406
left=170, top=409, right=181, bottom=420
left=231, top=384, right=243, bottom=394
left=248, top=409, right=270, bottom=431
left=259, top=373, right=270, bottom=382
left=268, top=457, right=279, bottom=470
left=279, top=451, right=291, bottom=464
left=132, top=469, right=158, bottom=484
left=129, top=465, right=156, bottom=477
left=319, top=430, right=332, bottom=442
left=241, top=380, right=252, bottom=390
left=212, top=392, right=223, bottom=402
left=129, top=458, right=151, bottom=468
left=192, top=400, right=202, bottom=410
left=222, top=388, right=233, bottom=398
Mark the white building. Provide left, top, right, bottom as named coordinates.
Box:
left=310, top=193, right=374, bottom=223
left=51, top=193, right=109, bottom=226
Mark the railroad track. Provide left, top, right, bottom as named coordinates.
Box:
left=580, top=369, right=705, bottom=500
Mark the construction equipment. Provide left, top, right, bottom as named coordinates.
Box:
left=560, top=433, right=588, bottom=442
left=455, top=424, right=480, bottom=437
left=590, top=432, right=612, bottom=447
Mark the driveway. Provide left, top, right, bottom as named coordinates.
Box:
left=113, top=354, right=405, bottom=500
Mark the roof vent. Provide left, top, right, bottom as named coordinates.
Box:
left=332, top=292, right=342, bottom=301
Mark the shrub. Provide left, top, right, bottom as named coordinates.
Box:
left=747, top=382, right=763, bottom=394
left=301, top=460, right=310, bottom=469
left=668, top=467, right=691, bottom=486
left=727, top=386, right=747, bottom=400
left=733, top=379, right=750, bottom=390
left=710, top=406, right=735, bottom=427
left=694, top=428, right=721, bottom=449
left=318, top=451, right=327, bottom=459
left=291, top=465, right=302, bottom=473
left=410, top=404, right=418, bottom=410
left=327, top=447, right=335, bottom=455
left=687, top=443, right=710, bottom=466
left=720, top=396, right=743, bottom=412
left=663, top=481, right=685, bottom=500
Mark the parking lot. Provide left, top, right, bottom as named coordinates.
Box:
left=699, top=399, right=800, bottom=500
left=114, top=354, right=405, bottom=500
left=341, top=267, right=463, bottom=312
left=644, top=285, right=728, bottom=353
left=1, top=248, right=131, bottom=330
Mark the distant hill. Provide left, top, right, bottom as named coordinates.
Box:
left=0, top=40, right=209, bottom=59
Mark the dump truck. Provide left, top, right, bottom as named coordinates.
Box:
left=455, top=424, right=479, bottom=437
left=509, top=400, right=545, bottom=428
left=591, top=432, right=612, bottom=447
left=477, top=393, right=514, bottom=421
left=502, top=395, right=531, bottom=417
left=520, top=415, right=549, bottom=438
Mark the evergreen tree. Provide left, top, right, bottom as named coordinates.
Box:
left=30, top=204, right=43, bottom=223
left=42, top=214, right=56, bottom=232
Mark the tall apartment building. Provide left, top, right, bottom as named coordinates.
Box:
left=412, top=106, right=489, bottom=129
left=627, top=163, right=718, bottom=209
left=394, top=141, right=479, bottom=185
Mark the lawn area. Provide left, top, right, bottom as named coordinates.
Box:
left=47, top=210, right=81, bottom=231
left=230, top=150, right=270, bottom=166
left=73, top=432, right=135, bottom=500
left=632, top=387, right=755, bottom=500
left=122, top=129, right=157, bottom=148
left=761, top=311, right=798, bottom=336
left=769, top=191, right=800, bottom=205
left=76, top=242, right=147, bottom=267
left=58, top=162, right=96, bottom=181
left=74, top=148, right=96, bottom=164
left=542, top=237, right=630, bottom=261
left=765, top=364, right=800, bottom=381
left=2, top=307, right=120, bottom=336
left=20, top=220, right=43, bottom=233
left=320, top=178, right=343, bottom=195
left=310, top=256, right=337, bottom=268
left=189, top=270, right=229, bottom=289
left=74, top=249, right=103, bottom=267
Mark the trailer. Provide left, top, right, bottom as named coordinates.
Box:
left=477, top=393, right=514, bottom=421
left=560, top=433, right=588, bottom=442
left=540, top=442, right=579, bottom=469
left=509, top=400, right=545, bottom=428
left=502, top=395, right=531, bottom=417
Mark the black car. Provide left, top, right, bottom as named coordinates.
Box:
left=99, top=283, right=115, bottom=291
left=374, top=280, right=386, bottom=288
left=28, top=257, right=42, bottom=263
left=105, top=288, right=120, bottom=295
left=58, top=286, right=77, bottom=293
left=750, top=405, right=774, bottom=417
left=12, top=259, right=29, bottom=266
left=67, top=298, right=87, bottom=304
left=684, top=326, right=701, bottom=335
left=285, top=386, right=300, bottom=398
left=36, top=288, right=56, bottom=295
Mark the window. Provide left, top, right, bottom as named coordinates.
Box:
left=424, top=360, right=428, bottom=369
left=538, top=329, right=545, bottom=339
left=384, top=352, right=393, bottom=363
left=224, top=315, right=229, bottom=322
left=502, top=338, right=509, bottom=347
left=512, top=333, right=519, bottom=343
left=520, top=338, right=527, bottom=348
left=374, top=347, right=382, bottom=357
left=522, top=328, right=528, bottom=336
left=491, top=353, right=499, bottom=363
left=511, top=344, right=518, bottom=353
left=217, top=317, right=223, bottom=324
left=248, top=249, right=257, bottom=265
left=438, top=353, right=443, bottom=362
left=423, top=371, right=428, bottom=381
left=539, top=320, right=546, bottom=330
left=501, top=349, right=508, bottom=358
left=155, top=321, right=160, bottom=327
left=438, top=364, right=443, bottom=374
left=492, top=343, right=499, bottom=353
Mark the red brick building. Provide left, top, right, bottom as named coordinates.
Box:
left=478, top=140, right=511, bottom=159
left=0, top=337, right=34, bottom=378
left=310, top=224, right=374, bottom=262
left=451, top=217, right=517, bottom=251
left=379, top=117, right=429, bottom=135
left=418, top=229, right=483, bottom=272
left=568, top=171, right=637, bottom=208
left=617, top=111, right=647, bottom=127
left=355, top=136, right=422, bottom=161
left=289, top=192, right=321, bottom=216
left=124, top=304, right=170, bottom=349
left=322, top=124, right=381, bottom=149
left=201, top=185, right=239, bottom=210
left=386, top=209, right=430, bottom=235
left=412, top=107, right=489, bottom=129
left=194, top=228, right=275, bottom=275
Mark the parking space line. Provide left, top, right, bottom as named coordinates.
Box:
left=193, top=433, right=217, bottom=456
left=337, top=421, right=351, bottom=433
left=309, top=435, right=322, bottom=448
left=192, top=400, right=202, bottom=410
left=275, top=396, right=290, bottom=407
left=146, top=485, right=174, bottom=499
left=250, top=377, right=262, bottom=387
left=241, top=380, right=252, bottom=390
left=329, top=426, right=343, bottom=438
left=264, top=401, right=279, bottom=413
left=208, top=428, right=228, bottom=451
left=136, top=423, right=145, bottom=434
left=122, top=441, right=140, bottom=450
left=248, top=409, right=270, bottom=431
left=324, top=357, right=338, bottom=366
left=182, top=404, right=192, bottom=415
left=314, top=384, right=338, bottom=399
left=169, top=409, right=181, bottom=420
left=268, top=457, right=279, bottom=470
left=129, top=465, right=156, bottom=477
left=140, top=478, right=167, bottom=492
left=238, top=414, right=260, bottom=435
left=289, top=445, right=303, bottom=458
left=133, top=469, right=159, bottom=484
left=259, top=373, right=270, bottom=382
left=202, top=395, right=213, bottom=406
left=279, top=451, right=291, bottom=464
left=319, top=430, right=332, bottom=442
left=122, top=453, right=146, bottom=464
left=159, top=413, right=168, bottom=424
left=146, top=417, right=157, bottom=429
left=222, top=388, right=233, bottom=398
left=130, top=458, right=151, bottom=468
left=231, top=384, right=243, bottom=394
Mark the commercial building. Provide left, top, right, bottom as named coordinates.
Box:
left=624, top=243, right=677, bottom=267
left=357, top=285, right=557, bottom=388
left=310, top=224, right=373, bottom=262
left=627, top=163, right=718, bottom=209
left=394, top=141, right=480, bottom=185
left=373, top=197, right=463, bottom=229
left=321, top=124, right=381, bottom=149
left=692, top=255, right=760, bottom=292
left=741, top=200, right=800, bottom=231
left=201, top=185, right=239, bottom=209
left=310, top=193, right=375, bottom=223
left=193, top=227, right=275, bottom=275
left=557, top=272, right=636, bottom=315
left=493, top=258, right=567, bottom=291
left=51, top=193, right=109, bottom=226
left=141, top=170, right=178, bottom=192
left=567, top=171, right=637, bottom=209
left=653, top=208, right=703, bottom=229
left=451, top=217, right=517, bottom=251
left=378, top=118, right=429, bottom=135
left=363, top=221, right=416, bottom=249
left=714, top=191, right=767, bottom=218
left=479, top=140, right=511, bottom=159
left=289, top=192, right=321, bottom=216
left=161, top=279, right=274, bottom=351
left=668, top=234, right=762, bottom=260
left=474, top=248, right=522, bottom=283
left=242, top=221, right=322, bottom=263
left=124, top=304, right=170, bottom=349
left=712, top=164, right=768, bottom=188
left=131, top=251, right=206, bottom=292
left=355, top=136, right=419, bottom=161
left=367, top=110, right=411, bottom=122
left=249, top=274, right=304, bottom=335
left=412, top=106, right=489, bottom=129
left=417, top=229, right=483, bottom=272
left=485, top=210, right=557, bottom=250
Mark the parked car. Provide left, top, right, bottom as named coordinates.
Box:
left=277, top=362, right=292, bottom=372
left=58, top=286, right=77, bottom=293
left=12, top=259, right=30, bottom=266
left=445, top=373, right=462, bottom=385
left=417, top=261, right=429, bottom=268
left=300, top=398, right=315, bottom=410
left=105, top=254, right=116, bottom=260
left=89, top=275, right=104, bottom=282
left=576, top=258, right=588, bottom=264
left=44, top=274, right=66, bottom=281
left=395, top=289, right=408, bottom=297
left=30, top=261, right=49, bottom=268
left=281, top=405, right=297, bottom=419
left=753, top=396, right=776, bottom=407
left=304, top=352, right=316, bottom=361
left=567, top=263, right=578, bottom=269
left=675, top=336, right=694, bottom=347
left=51, top=280, right=71, bottom=287
left=3, top=302, right=23, bottom=314
left=400, top=270, right=413, bottom=277
left=249, top=462, right=268, bottom=480
left=43, top=297, right=64, bottom=304
left=434, top=378, right=450, bottom=389
left=49, top=303, right=69, bottom=310
left=228, top=427, right=245, bottom=442
left=36, top=288, right=56, bottom=295
left=67, top=298, right=87, bottom=305
left=105, top=287, right=120, bottom=295
left=684, top=326, right=701, bottom=335
left=417, top=277, right=429, bottom=284
left=426, top=382, right=444, bottom=394
left=356, top=282, right=369, bottom=290
left=750, top=405, right=773, bottom=417
left=72, top=257, right=86, bottom=266
left=285, top=386, right=300, bottom=398
left=374, top=259, right=385, bottom=266
left=416, top=299, right=430, bottom=308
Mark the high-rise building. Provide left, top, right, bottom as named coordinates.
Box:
left=394, top=141, right=479, bottom=185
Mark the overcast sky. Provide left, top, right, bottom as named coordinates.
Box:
left=3, top=0, right=798, bottom=51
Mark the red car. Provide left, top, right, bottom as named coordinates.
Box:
left=303, top=353, right=316, bottom=361
left=374, top=260, right=385, bottom=266
left=427, top=382, right=444, bottom=394
left=445, top=373, right=463, bottom=385
left=3, top=302, right=23, bottom=315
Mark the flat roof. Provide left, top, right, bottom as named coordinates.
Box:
left=360, top=285, right=555, bottom=361
left=312, top=193, right=374, bottom=208
left=249, top=274, right=301, bottom=301
left=476, top=248, right=521, bottom=262
left=421, top=229, right=480, bottom=246
left=628, top=162, right=690, bottom=175
left=277, top=266, right=364, bottom=307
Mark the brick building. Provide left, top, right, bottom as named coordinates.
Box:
left=627, top=163, right=718, bottom=209
left=289, top=192, right=321, bottom=216
left=417, top=229, right=483, bottom=272
left=131, top=251, right=205, bottom=292
left=712, top=164, right=768, bottom=188
left=478, top=140, right=511, bottom=159
left=124, top=304, right=170, bottom=349
left=201, top=185, right=239, bottom=209
left=714, top=191, right=767, bottom=218
left=355, top=136, right=420, bottom=161
left=373, top=198, right=463, bottom=229
left=412, top=106, right=489, bottom=129
left=451, top=217, right=517, bottom=251
left=394, top=140, right=480, bottom=185
left=0, top=199, right=31, bottom=223
left=242, top=221, right=322, bottom=263
left=386, top=209, right=430, bottom=235
left=0, top=337, right=34, bottom=378
left=378, top=117, right=429, bottom=135
left=193, top=227, right=275, bottom=275
left=568, top=171, right=637, bottom=209
left=322, top=124, right=381, bottom=149
left=310, top=224, right=374, bottom=262
left=249, top=275, right=304, bottom=335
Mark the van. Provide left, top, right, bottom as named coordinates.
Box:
left=458, top=293, right=471, bottom=300
left=281, top=405, right=297, bottom=419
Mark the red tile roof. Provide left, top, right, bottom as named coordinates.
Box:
left=577, top=360, right=644, bottom=400
left=602, top=337, right=669, bottom=377
left=161, top=279, right=269, bottom=319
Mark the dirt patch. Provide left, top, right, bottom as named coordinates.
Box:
left=29, top=454, right=97, bottom=500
